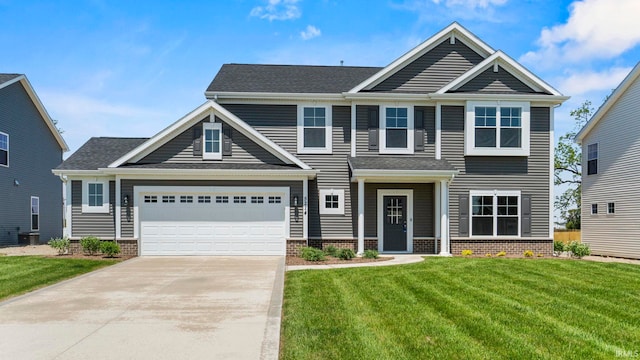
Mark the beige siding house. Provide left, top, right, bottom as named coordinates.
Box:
left=576, top=62, right=640, bottom=259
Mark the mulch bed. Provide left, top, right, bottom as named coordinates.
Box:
left=46, top=253, right=134, bottom=261
left=286, top=256, right=394, bottom=266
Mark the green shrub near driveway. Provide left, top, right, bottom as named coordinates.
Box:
left=80, top=236, right=101, bottom=255
left=100, top=241, right=121, bottom=258
left=48, top=237, right=70, bottom=255
left=301, top=247, right=325, bottom=261
left=337, top=248, right=355, bottom=260
left=324, top=245, right=339, bottom=257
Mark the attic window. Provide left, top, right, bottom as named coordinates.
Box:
left=203, top=122, right=222, bottom=160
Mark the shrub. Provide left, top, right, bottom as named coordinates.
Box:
left=48, top=237, right=70, bottom=255
left=337, top=248, right=356, bottom=260
left=554, top=240, right=566, bottom=254
left=496, top=251, right=507, bottom=257
left=363, top=249, right=379, bottom=259
left=324, top=245, right=339, bottom=257
left=100, top=241, right=121, bottom=258
left=80, top=236, right=101, bottom=255
left=301, top=247, right=325, bottom=261
left=461, top=249, right=473, bottom=257
left=537, top=253, right=544, bottom=257
left=523, top=250, right=534, bottom=257
left=567, top=241, right=591, bottom=258
left=485, top=253, right=492, bottom=257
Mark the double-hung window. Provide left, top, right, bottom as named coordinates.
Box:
left=298, top=105, right=332, bottom=154
left=465, top=101, right=530, bottom=156
left=587, top=143, right=598, bottom=175
left=203, top=122, right=222, bottom=160
left=470, top=191, right=520, bottom=237
left=381, top=105, right=413, bottom=154
left=31, top=196, right=39, bottom=231
left=82, top=181, right=109, bottom=213
left=0, top=132, right=8, bottom=167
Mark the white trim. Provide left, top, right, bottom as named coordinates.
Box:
left=549, top=106, right=555, bottom=238
left=108, top=101, right=311, bottom=170
left=0, top=75, right=68, bottom=151
left=377, top=189, right=414, bottom=254
left=437, top=51, right=563, bottom=96
left=576, top=62, right=640, bottom=143
left=0, top=131, right=8, bottom=167
left=30, top=196, right=40, bottom=232
left=469, top=190, right=521, bottom=238
left=357, top=179, right=365, bottom=255
left=297, top=104, right=333, bottom=154
left=439, top=180, right=450, bottom=256
left=318, top=189, right=345, bottom=215
left=351, top=102, right=356, bottom=157
left=202, top=122, right=222, bottom=160
left=207, top=91, right=346, bottom=102
left=64, top=178, right=72, bottom=238
left=465, top=100, right=530, bottom=157
left=303, top=178, right=308, bottom=241
left=434, top=181, right=441, bottom=239
left=82, top=180, right=110, bottom=213
left=349, top=22, right=494, bottom=93
left=380, top=104, right=414, bottom=154
left=115, top=176, right=121, bottom=239
left=351, top=169, right=458, bottom=183
left=435, top=103, right=442, bottom=160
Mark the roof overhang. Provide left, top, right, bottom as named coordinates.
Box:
left=206, top=91, right=346, bottom=103
left=54, top=167, right=317, bottom=180
left=0, top=75, right=69, bottom=151
left=350, top=169, right=458, bottom=183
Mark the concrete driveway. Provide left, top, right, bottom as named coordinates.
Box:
left=0, top=256, right=285, bottom=360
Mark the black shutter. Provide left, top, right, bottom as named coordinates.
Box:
left=415, top=109, right=425, bottom=151
left=459, top=194, right=469, bottom=237
left=192, top=126, right=202, bottom=156
left=222, top=125, right=232, bottom=156
left=368, top=107, right=379, bottom=150
left=521, top=195, right=532, bottom=237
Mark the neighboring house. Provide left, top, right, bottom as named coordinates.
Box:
left=53, top=23, right=567, bottom=256
left=0, top=74, right=68, bottom=245
left=575, top=62, right=640, bottom=260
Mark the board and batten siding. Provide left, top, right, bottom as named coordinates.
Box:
left=581, top=75, right=640, bottom=259
left=139, top=116, right=284, bottom=165
left=441, top=106, right=551, bottom=238
left=369, top=39, right=485, bottom=93
left=0, top=81, right=63, bottom=245
left=71, top=180, right=115, bottom=238
left=454, top=66, right=538, bottom=94
left=355, top=105, right=436, bottom=157
left=120, top=180, right=303, bottom=238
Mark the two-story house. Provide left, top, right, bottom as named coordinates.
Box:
left=1, top=74, right=68, bottom=245
left=576, top=62, right=640, bottom=260
left=53, top=23, right=567, bottom=256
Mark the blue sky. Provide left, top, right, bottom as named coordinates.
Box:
left=2, top=0, right=639, bottom=155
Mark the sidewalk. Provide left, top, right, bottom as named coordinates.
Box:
left=286, top=254, right=426, bottom=271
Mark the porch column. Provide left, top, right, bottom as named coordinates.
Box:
left=357, top=178, right=365, bottom=255
left=115, top=176, right=121, bottom=240
left=303, top=178, right=308, bottom=242
left=439, top=179, right=451, bottom=256
left=434, top=181, right=441, bottom=253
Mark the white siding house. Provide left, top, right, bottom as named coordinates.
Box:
left=576, top=62, right=640, bottom=259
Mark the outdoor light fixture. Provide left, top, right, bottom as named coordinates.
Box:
left=293, top=195, right=299, bottom=207
left=13, top=179, right=19, bottom=186
left=123, top=195, right=129, bottom=207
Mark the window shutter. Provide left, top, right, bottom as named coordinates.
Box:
left=521, top=195, right=532, bottom=237
left=193, top=126, right=203, bottom=156
left=459, top=194, right=469, bottom=237
left=368, top=107, right=379, bottom=150
left=222, top=125, right=232, bottom=156
left=415, top=109, right=425, bottom=151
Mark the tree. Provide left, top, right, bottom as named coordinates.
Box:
left=554, top=100, right=594, bottom=228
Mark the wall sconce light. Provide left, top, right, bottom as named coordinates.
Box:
left=13, top=179, right=19, bottom=186
left=123, top=195, right=129, bottom=207
left=293, top=195, right=299, bottom=207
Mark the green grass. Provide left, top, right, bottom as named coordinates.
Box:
left=0, top=256, right=117, bottom=301
left=281, top=258, right=640, bottom=360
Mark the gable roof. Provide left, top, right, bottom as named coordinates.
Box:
left=0, top=74, right=69, bottom=151
left=55, top=137, right=148, bottom=170
left=575, top=62, right=640, bottom=143
left=108, top=100, right=311, bottom=170
left=206, top=64, right=381, bottom=94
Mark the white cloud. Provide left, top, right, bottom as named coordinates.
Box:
left=556, top=66, right=632, bottom=96
left=431, top=0, right=507, bottom=9
left=397, top=0, right=508, bottom=21
left=300, top=25, right=321, bottom=40
left=250, top=0, right=301, bottom=21
left=521, top=0, right=640, bottom=68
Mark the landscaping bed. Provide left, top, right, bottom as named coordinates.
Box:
left=286, top=255, right=393, bottom=266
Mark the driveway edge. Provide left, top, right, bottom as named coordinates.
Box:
left=260, top=256, right=285, bottom=360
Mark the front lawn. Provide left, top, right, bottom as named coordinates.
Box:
left=281, top=258, right=640, bottom=360
left=0, top=256, right=117, bottom=301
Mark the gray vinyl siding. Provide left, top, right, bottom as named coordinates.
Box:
left=454, top=66, right=539, bottom=94
left=442, top=106, right=551, bottom=238
left=120, top=180, right=303, bottom=238
left=0, top=81, right=63, bottom=245
left=71, top=180, right=116, bottom=238
left=369, top=39, right=484, bottom=93
left=581, top=75, right=640, bottom=259
left=139, top=116, right=284, bottom=165
left=355, top=105, right=436, bottom=157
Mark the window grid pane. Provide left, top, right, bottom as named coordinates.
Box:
left=386, top=107, right=408, bottom=129
left=88, top=183, right=103, bottom=207
left=204, top=128, right=220, bottom=154
left=0, top=133, right=7, bottom=150
left=591, top=203, right=598, bottom=214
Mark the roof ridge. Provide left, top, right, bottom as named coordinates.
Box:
left=223, top=63, right=383, bottom=69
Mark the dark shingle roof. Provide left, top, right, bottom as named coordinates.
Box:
left=348, top=156, right=457, bottom=171
left=206, top=64, right=381, bottom=94
left=0, top=73, right=22, bottom=85
left=122, top=163, right=301, bottom=170
left=56, top=137, right=149, bottom=170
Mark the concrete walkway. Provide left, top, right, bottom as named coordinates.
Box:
left=287, top=254, right=426, bottom=271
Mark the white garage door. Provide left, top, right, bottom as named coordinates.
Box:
left=138, top=186, right=288, bottom=255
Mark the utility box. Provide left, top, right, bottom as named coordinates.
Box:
left=18, top=232, right=40, bottom=245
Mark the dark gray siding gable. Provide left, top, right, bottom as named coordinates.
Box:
left=454, top=66, right=539, bottom=94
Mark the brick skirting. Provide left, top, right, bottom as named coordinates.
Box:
left=413, top=238, right=440, bottom=254
left=286, top=239, right=307, bottom=257
left=450, top=239, right=553, bottom=257
left=70, top=239, right=138, bottom=256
